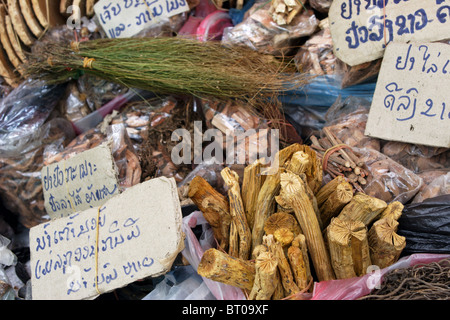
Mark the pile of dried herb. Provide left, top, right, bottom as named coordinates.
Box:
left=359, top=258, right=450, bottom=300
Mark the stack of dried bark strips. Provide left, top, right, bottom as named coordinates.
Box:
left=0, top=0, right=67, bottom=86
left=193, top=143, right=407, bottom=300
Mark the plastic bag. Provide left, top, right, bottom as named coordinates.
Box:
left=0, top=235, right=17, bottom=267
left=311, top=253, right=450, bottom=300
left=381, top=141, right=450, bottom=174
left=322, top=96, right=381, bottom=151
left=412, top=172, right=450, bottom=203
left=294, top=27, right=336, bottom=76
left=142, top=265, right=215, bottom=300
left=222, top=1, right=318, bottom=56
left=0, top=266, right=15, bottom=300
left=0, top=118, right=76, bottom=228
left=354, top=147, right=424, bottom=204
left=279, top=76, right=376, bottom=107
left=397, top=195, right=450, bottom=255
left=0, top=78, right=67, bottom=157
left=181, top=210, right=246, bottom=300
left=309, top=0, right=332, bottom=13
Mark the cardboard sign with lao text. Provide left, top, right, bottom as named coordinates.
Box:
left=328, top=0, right=450, bottom=66
left=41, top=143, right=119, bottom=219
left=365, top=42, right=450, bottom=148
left=30, top=177, right=184, bottom=300
left=94, top=0, right=189, bottom=38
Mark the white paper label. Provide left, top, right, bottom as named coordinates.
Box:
left=30, top=177, right=184, bottom=300
left=94, top=0, right=189, bottom=38
left=41, top=143, right=119, bottom=220
left=328, top=0, right=450, bottom=66
left=365, top=42, right=450, bottom=148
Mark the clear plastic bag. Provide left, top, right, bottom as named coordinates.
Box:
left=323, top=96, right=381, bottom=151
left=354, top=147, right=424, bottom=204
left=0, top=118, right=76, bottom=228
left=222, top=1, right=318, bottom=56
left=181, top=210, right=246, bottom=300
left=142, top=265, right=215, bottom=300
left=381, top=141, right=450, bottom=174
left=0, top=235, right=17, bottom=267
left=309, top=0, right=332, bottom=13
left=412, top=172, right=450, bottom=204
left=0, top=78, right=67, bottom=157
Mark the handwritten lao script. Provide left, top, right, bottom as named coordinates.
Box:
left=94, top=0, right=189, bottom=38
left=329, top=0, right=450, bottom=66
left=365, top=42, right=450, bottom=148
left=30, top=177, right=184, bottom=300
left=41, top=143, right=119, bottom=219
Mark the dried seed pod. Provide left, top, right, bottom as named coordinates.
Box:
left=287, top=234, right=312, bottom=291
left=368, top=217, right=406, bottom=269
left=327, top=217, right=372, bottom=279
left=264, top=211, right=301, bottom=236
left=280, top=172, right=335, bottom=281
left=380, top=201, right=404, bottom=221
left=249, top=251, right=278, bottom=300
left=197, top=248, right=255, bottom=291
left=337, top=192, right=387, bottom=226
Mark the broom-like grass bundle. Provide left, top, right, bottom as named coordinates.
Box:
left=21, top=37, right=310, bottom=103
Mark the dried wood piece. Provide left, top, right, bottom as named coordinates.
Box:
left=0, top=39, right=18, bottom=86
left=5, top=14, right=26, bottom=62
left=251, top=244, right=268, bottom=260
left=241, top=159, right=265, bottom=230
left=60, top=0, right=72, bottom=17
left=0, top=5, right=22, bottom=74
left=221, top=167, right=252, bottom=260
left=72, top=0, right=85, bottom=17
left=32, top=0, right=65, bottom=28
left=327, top=217, right=372, bottom=279
left=198, top=248, right=256, bottom=291
left=273, top=227, right=294, bottom=247
left=280, top=171, right=335, bottom=281
left=19, top=0, right=44, bottom=37
left=264, top=211, right=301, bottom=237
left=228, top=220, right=239, bottom=258
left=251, top=168, right=282, bottom=251
left=287, top=234, right=312, bottom=291
left=337, top=192, right=387, bottom=226
left=380, top=201, right=403, bottom=221
left=368, top=217, right=406, bottom=269
left=319, top=180, right=353, bottom=228
left=298, top=172, right=322, bottom=229
left=86, top=0, right=95, bottom=17
left=264, top=234, right=299, bottom=296
left=188, top=175, right=231, bottom=251
left=316, top=175, right=347, bottom=207
left=286, top=150, right=310, bottom=175
left=7, top=0, right=35, bottom=46
left=249, top=251, right=278, bottom=300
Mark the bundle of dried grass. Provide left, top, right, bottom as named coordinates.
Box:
left=21, top=37, right=310, bottom=103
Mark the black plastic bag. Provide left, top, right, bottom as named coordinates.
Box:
left=397, top=195, right=450, bottom=255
